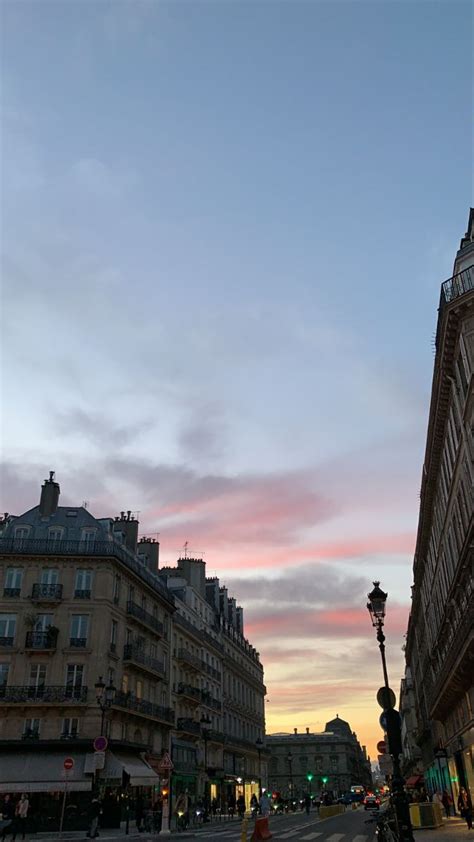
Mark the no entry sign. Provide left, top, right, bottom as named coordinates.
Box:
left=64, top=757, right=74, bottom=771
left=377, top=740, right=386, bottom=754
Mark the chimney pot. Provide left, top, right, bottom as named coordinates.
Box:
left=39, top=472, right=60, bottom=517
left=294, top=728, right=297, bottom=735
left=306, top=727, right=310, bottom=734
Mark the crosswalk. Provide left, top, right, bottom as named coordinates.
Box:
left=196, top=830, right=370, bottom=841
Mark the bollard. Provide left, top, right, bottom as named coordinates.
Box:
left=241, top=817, right=248, bottom=842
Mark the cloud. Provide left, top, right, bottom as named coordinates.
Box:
left=225, top=563, right=366, bottom=607
left=55, top=409, right=152, bottom=450
left=70, top=158, right=136, bottom=199
left=245, top=603, right=409, bottom=641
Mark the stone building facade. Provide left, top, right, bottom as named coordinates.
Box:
left=0, top=473, right=267, bottom=821
left=405, top=208, right=474, bottom=803
left=266, top=716, right=372, bottom=799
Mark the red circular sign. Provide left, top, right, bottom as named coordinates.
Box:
left=64, top=757, right=74, bottom=770
left=377, top=740, right=386, bottom=754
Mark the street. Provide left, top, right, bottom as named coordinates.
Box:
left=185, top=809, right=376, bottom=841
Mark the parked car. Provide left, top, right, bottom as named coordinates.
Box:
left=364, top=795, right=381, bottom=810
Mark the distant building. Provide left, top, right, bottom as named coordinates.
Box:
left=399, top=667, right=423, bottom=788
left=266, top=715, right=372, bottom=798
left=405, top=209, right=474, bottom=801
left=158, top=558, right=267, bottom=810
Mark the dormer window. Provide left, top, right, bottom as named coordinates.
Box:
left=48, top=527, right=64, bottom=541
left=80, top=529, right=97, bottom=547
left=14, top=526, right=30, bottom=541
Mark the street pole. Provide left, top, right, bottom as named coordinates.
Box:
left=367, top=584, right=414, bottom=842
left=59, top=775, right=68, bottom=839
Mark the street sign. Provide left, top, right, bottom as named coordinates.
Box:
left=379, top=711, right=388, bottom=731
left=377, top=686, right=396, bottom=710
left=64, top=757, right=74, bottom=771
left=377, top=740, right=386, bottom=755
left=157, top=751, right=174, bottom=772
left=93, top=735, right=108, bottom=752
left=94, top=752, right=106, bottom=770
left=379, top=755, right=393, bottom=774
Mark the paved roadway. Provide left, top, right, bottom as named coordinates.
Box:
left=176, top=807, right=376, bottom=841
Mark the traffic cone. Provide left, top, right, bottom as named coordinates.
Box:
left=251, top=816, right=273, bottom=840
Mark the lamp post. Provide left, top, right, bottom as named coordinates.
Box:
left=287, top=752, right=294, bottom=798
left=94, top=676, right=116, bottom=795
left=200, top=715, right=211, bottom=807
left=367, top=582, right=414, bottom=842
left=256, top=738, right=263, bottom=795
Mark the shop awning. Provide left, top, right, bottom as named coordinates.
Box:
left=0, top=752, right=92, bottom=793
left=104, top=752, right=160, bottom=787
left=405, top=775, right=424, bottom=788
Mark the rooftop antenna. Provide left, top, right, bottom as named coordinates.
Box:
left=182, top=541, right=205, bottom=559
left=82, top=500, right=89, bottom=510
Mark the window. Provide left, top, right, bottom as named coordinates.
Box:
left=129, top=585, right=135, bottom=604
left=80, top=529, right=97, bottom=546
left=29, top=664, right=47, bottom=689
left=35, top=614, right=53, bottom=631
left=110, top=620, right=117, bottom=652
left=48, top=527, right=63, bottom=541
left=41, top=569, right=59, bottom=585
left=4, top=568, right=22, bottom=597
left=0, top=614, right=16, bottom=645
left=113, top=575, right=121, bottom=605
left=66, top=664, right=84, bottom=698
left=330, top=756, right=338, bottom=771
left=62, top=717, right=78, bottom=738
left=0, top=664, right=9, bottom=692
left=23, top=718, right=40, bottom=739
left=70, top=615, right=88, bottom=646
left=107, top=667, right=115, bottom=687
left=75, top=569, right=92, bottom=599
left=14, top=526, right=30, bottom=541
left=136, top=680, right=143, bottom=700
left=122, top=674, right=129, bottom=694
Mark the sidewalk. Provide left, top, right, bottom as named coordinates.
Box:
left=413, top=815, right=472, bottom=841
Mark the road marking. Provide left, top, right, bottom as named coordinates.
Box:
left=275, top=831, right=301, bottom=839
left=300, top=833, right=322, bottom=840
left=352, top=836, right=368, bottom=842
left=325, top=835, right=345, bottom=842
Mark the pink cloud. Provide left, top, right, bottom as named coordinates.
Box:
left=246, top=603, right=410, bottom=640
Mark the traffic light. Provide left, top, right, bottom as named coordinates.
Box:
left=161, top=786, right=169, bottom=799
left=321, top=776, right=328, bottom=785
left=306, top=773, right=313, bottom=782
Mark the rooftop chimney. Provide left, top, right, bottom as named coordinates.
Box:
left=294, top=728, right=298, bottom=735
left=306, top=727, right=310, bottom=734
left=39, top=471, right=60, bottom=517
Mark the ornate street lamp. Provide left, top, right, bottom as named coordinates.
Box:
left=367, top=583, right=414, bottom=842
left=95, top=676, right=116, bottom=736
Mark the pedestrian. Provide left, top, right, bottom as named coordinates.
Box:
left=259, top=791, right=270, bottom=818
left=441, top=790, right=451, bottom=818
left=304, top=793, right=311, bottom=815
left=174, top=791, right=189, bottom=830
left=0, top=796, right=14, bottom=841
left=135, top=794, right=144, bottom=832
left=12, top=795, right=29, bottom=841
left=458, top=787, right=473, bottom=830
left=237, top=794, right=245, bottom=818
left=86, top=797, right=101, bottom=839
left=432, top=791, right=442, bottom=807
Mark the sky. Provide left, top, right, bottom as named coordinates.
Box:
left=0, top=0, right=472, bottom=761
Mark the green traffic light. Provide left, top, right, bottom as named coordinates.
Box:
left=306, top=773, right=313, bottom=782
left=322, top=776, right=328, bottom=784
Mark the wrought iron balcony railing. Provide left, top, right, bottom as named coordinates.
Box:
left=3, top=587, right=20, bottom=598
left=123, top=645, right=165, bottom=677
left=177, top=683, right=201, bottom=702
left=22, top=729, right=40, bottom=740
left=440, top=264, right=474, bottom=308
left=176, top=717, right=201, bottom=736
left=69, top=637, right=87, bottom=648
left=0, top=637, right=14, bottom=647
left=0, top=538, right=172, bottom=605
left=74, top=589, right=91, bottom=599
left=25, top=631, right=57, bottom=650
left=126, top=601, right=165, bottom=635
left=113, top=690, right=174, bottom=724
left=0, top=685, right=88, bottom=702
left=177, top=648, right=202, bottom=670
left=31, top=583, right=63, bottom=601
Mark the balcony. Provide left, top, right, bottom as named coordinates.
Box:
left=3, top=588, right=20, bottom=598
left=25, top=631, right=57, bottom=651
left=74, top=589, right=91, bottom=599
left=126, top=601, right=164, bottom=636
left=176, top=648, right=202, bottom=671
left=176, top=717, right=201, bottom=737
left=200, top=692, right=221, bottom=712
left=0, top=637, right=14, bottom=648
left=69, top=638, right=87, bottom=648
left=123, top=645, right=165, bottom=678
left=22, top=729, right=40, bottom=741
left=0, top=537, right=173, bottom=608
left=440, top=264, right=474, bottom=308
left=205, top=664, right=221, bottom=681
left=113, top=690, right=174, bottom=725
left=177, top=683, right=201, bottom=704
left=31, top=583, right=63, bottom=602
left=208, top=730, right=225, bottom=744
left=0, top=685, right=88, bottom=703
